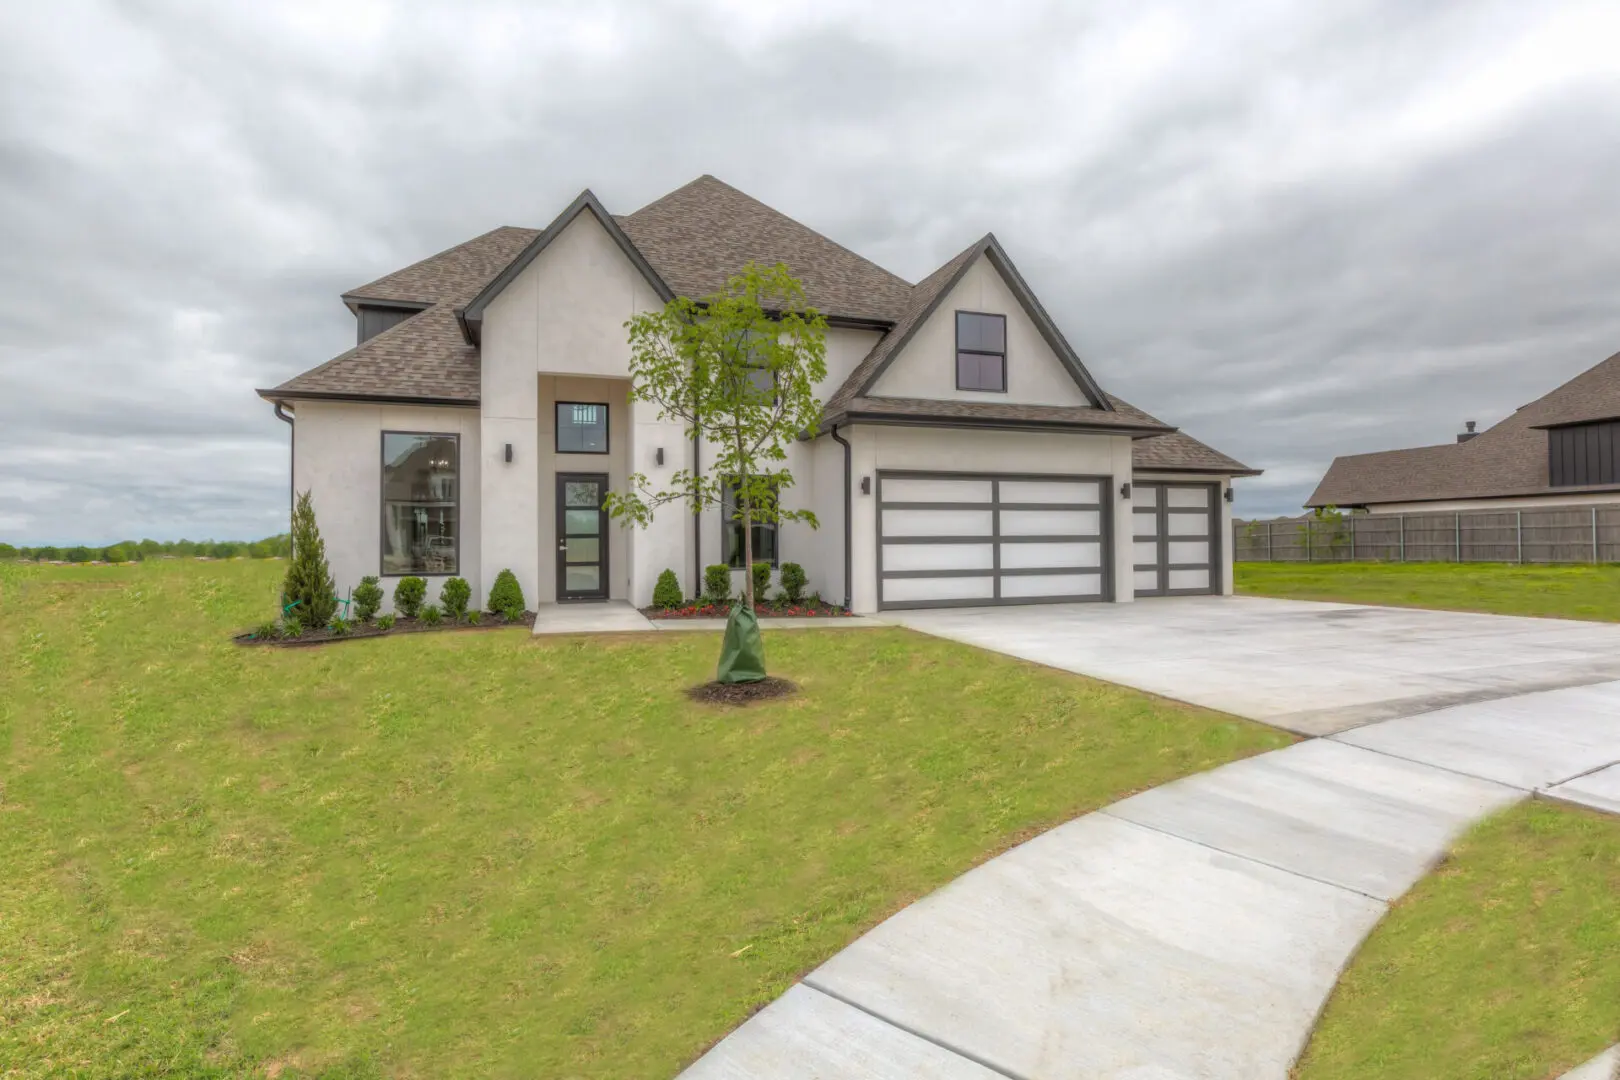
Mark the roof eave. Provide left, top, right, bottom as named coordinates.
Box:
left=1137, top=464, right=1264, bottom=478
left=256, top=388, right=479, bottom=409
left=824, top=409, right=1173, bottom=438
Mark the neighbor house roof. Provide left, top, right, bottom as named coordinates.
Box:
left=1307, top=349, right=1620, bottom=507
left=258, top=175, right=1255, bottom=476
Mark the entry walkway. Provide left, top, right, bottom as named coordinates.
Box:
left=680, top=672, right=1620, bottom=1077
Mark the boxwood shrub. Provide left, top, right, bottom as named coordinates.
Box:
left=779, top=562, right=808, bottom=603
left=440, top=576, right=471, bottom=619
left=393, top=576, right=426, bottom=619
left=352, top=575, right=384, bottom=621
left=488, top=569, right=525, bottom=620
left=652, top=568, right=683, bottom=609
left=703, top=564, right=731, bottom=603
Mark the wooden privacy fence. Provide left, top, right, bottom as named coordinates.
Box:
left=1234, top=506, right=1620, bottom=564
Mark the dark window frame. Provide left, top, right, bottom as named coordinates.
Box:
left=555, top=401, right=611, bottom=455
left=721, top=475, right=780, bottom=569
left=379, top=430, right=460, bottom=578
left=955, top=310, right=1008, bottom=393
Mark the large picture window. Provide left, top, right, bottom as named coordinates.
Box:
left=956, top=311, right=1007, bottom=392
left=556, top=402, right=609, bottom=454
left=381, top=432, right=458, bottom=575
left=722, top=476, right=779, bottom=568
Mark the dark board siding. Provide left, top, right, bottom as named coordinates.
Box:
left=357, top=306, right=418, bottom=344
left=1549, top=420, right=1620, bottom=487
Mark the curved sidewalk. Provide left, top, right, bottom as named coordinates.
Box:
left=680, top=679, right=1620, bottom=1079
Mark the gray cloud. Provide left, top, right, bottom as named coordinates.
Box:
left=3, top=0, right=1619, bottom=542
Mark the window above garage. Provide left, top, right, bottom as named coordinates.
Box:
left=955, top=311, right=1007, bottom=393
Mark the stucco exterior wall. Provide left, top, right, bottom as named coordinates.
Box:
left=478, top=211, right=667, bottom=607
left=867, top=255, right=1091, bottom=407
left=816, top=326, right=883, bottom=404
left=291, top=400, right=482, bottom=613
left=843, top=425, right=1135, bottom=613
left=1133, top=471, right=1236, bottom=595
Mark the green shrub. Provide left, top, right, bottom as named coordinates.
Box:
left=252, top=620, right=280, bottom=641
left=376, top=613, right=396, bottom=631
left=65, top=545, right=94, bottom=564
left=102, top=545, right=129, bottom=564
left=440, top=577, right=471, bottom=619
left=420, top=604, right=442, bottom=626
left=780, top=562, right=808, bottom=603
left=393, top=576, right=427, bottom=618
left=330, top=616, right=352, bottom=636
left=278, top=619, right=304, bottom=640
left=487, top=569, right=525, bottom=619
left=352, top=575, right=384, bottom=621
left=466, top=610, right=481, bottom=625
left=751, top=561, right=772, bottom=601
left=704, top=564, right=732, bottom=602
left=282, top=491, right=337, bottom=629
left=652, top=568, right=683, bottom=609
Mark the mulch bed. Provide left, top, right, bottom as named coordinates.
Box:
left=647, top=600, right=852, bottom=619
left=233, top=612, right=536, bottom=648
left=685, top=676, right=799, bottom=705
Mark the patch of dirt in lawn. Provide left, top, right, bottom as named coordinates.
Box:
left=686, top=677, right=799, bottom=705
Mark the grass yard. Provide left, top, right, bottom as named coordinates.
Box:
left=0, top=559, right=1290, bottom=1079
left=1294, top=801, right=1620, bottom=1080
left=1238, top=561, right=1620, bottom=622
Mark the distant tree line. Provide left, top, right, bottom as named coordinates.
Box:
left=0, top=534, right=291, bottom=564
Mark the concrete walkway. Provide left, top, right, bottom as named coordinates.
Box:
left=680, top=673, right=1620, bottom=1078
left=883, top=597, right=1620, bottom=734
left=1563, top=1045, right=1619, bottom=1080
left=530, top=601, right=655, bottom=634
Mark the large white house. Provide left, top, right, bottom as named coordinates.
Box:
left=258, top=176, right=1256, bottom=615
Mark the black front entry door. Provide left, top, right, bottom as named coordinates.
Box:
left=556, top=473, right=609, bottom=601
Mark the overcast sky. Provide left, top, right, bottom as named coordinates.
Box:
left=4, top=0, right=1620, bottom=543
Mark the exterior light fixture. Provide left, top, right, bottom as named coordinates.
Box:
left=1224, top=487, right=1235, bottom=503
left=656, top=447, right=665, bottom=466
left=504, top=443, right=513, bottom=463
left=860, top=476, right=871, bottom=495
left=1120, top=482, right=1131, bottom=499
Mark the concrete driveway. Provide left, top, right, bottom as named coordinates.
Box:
left=883, top=595, right=1620, bottom=734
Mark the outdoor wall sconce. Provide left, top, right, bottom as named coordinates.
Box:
left=860, top=476, right=871, bottom=495
left=1120, top=482, right=1131, bottom=499
left=655, top=447, right=665, bottom=466
left=1224, top=487, right=1235, bottom=502
left=504, top=443, right=513, bottom=463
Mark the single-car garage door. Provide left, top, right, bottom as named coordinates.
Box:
left=1133, top=482, right=1219, bottom=596
left=877, top=471, right=1111, bottom=609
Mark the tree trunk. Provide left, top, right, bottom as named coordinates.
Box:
left=742, top=500, right=754, bottom=607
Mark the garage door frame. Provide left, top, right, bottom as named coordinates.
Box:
left=876, top=469, right=1114, bottom=610
left=1133, top=481, right=1220, bottom=597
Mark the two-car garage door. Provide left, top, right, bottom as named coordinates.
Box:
left=876, top=471, right=1110, bottom=609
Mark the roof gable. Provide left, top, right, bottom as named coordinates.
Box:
left=458, top=190, right=672, bottom=343
left=827, top=234, right=1111, bottom=415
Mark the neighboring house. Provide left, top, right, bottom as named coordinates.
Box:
left=257, top=176, right=1255, bottom=614
left=1309, top=349, right=1620, bottom=514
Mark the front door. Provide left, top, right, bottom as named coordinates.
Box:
left=556, top=473, right=609, bottom=601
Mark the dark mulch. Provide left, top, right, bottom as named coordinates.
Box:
left=233, top=612, right=536, bottom=648
left=648, top=600, right=851, bottom=620
left=685, top=676, right=799, bottom=705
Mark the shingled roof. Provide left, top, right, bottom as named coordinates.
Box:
left=1307, top=349, right=1620, bottom=506
left=257, top=176, right=1256, bottom=476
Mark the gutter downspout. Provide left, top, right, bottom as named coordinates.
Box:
left=692, top=416, right=702, bottom=596
left=273, top=401, right=294, bottom=546
left=830, top=424, right=853, bottom=611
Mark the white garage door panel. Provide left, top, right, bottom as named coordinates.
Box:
left=1000, top=542, right=1100, bottom=570
left=882, top=478, right=992, bottom=504
left=883, top=576, right=996, bottom=603
left=877, top=472, right=1111, bottom=609
left=1134, top=514, right=1158, bottom=538
left=1167, top=513, right=1209, bottom=536
left=1001, top=574, right=1103, bottom=598
left=1168, top=541, right=1210, bottom=563
left=883, top=509, right=994, bottom=537
left=1132, top=541, right=1159, bottom=565
left=999, top=480, right=1102, bottom=505
left=882, top=543, right=996, bottom=572
left=1001, top=509, right=1101, bottom=536
left=1169, top=569, right=1211, bottom=590
left=1134, top=569, right=1161, bottom=591
left=1167, top=486, right=1210, bottom=508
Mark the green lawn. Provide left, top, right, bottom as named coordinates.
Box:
left=1294, top=801, right=1620, bottom=1080
left=1238, top=561, right=1620, bottom=622
left=0, top=559, right=1289, bottom=1079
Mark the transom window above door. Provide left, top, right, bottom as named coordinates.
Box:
left=556, top=402, right=609, bottom=454
left=955, top=311, right=1007, bottom=392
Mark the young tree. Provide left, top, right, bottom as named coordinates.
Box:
left=604, top=263, right=828, bottom=680
left=282, top=490, right=337, bottom=629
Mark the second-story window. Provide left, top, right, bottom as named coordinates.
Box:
left=556, top=402, right=609, bottom=454
left=956, top=311, right=1007, bottom=392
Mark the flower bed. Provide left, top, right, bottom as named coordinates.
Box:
left=233, top=611, right=535, bottom=647
left=645, top=599, right=852, bottom=619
